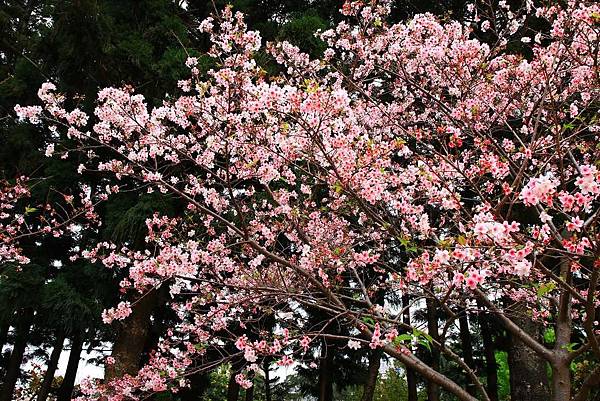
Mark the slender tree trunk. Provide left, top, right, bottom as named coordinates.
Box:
left=459, top=313, right=476, bottom=395
left=263, top=359, right=272, bottom=401
left=56, top=332, right=83, bottom=401
left=105, top=290, right=158, bottom=380
left=178, top=372, right=209, bottom=401
left=507, top=301, right=550, bottom=401
left=244, top=373, right=254, bottom=401
left=227, top=368, right=240, bottom=401
left=0, top=320, right=9, bottom=354
left=477, top=302, right=498, bottom=401
left=360, top=349, right=382, bottom=401
left=551, top=260, right=572, bottom=401
left=402, top=294, right=418, bottom=401
left=318, top=339, right=334, bottom=401
left=36, top=332, right=65, bottom=401
left=551, top=360, right=571, bottom=401
left=0, top=307, right=34, bottom=401
left=0, top=319, right=10, bottom=375
left=426, top=297, right=440, bottom=401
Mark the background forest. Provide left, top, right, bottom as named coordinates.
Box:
left=0, top=1, right=589, bottom=401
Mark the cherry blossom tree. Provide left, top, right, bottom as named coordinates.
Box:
left=9, top=1, right=600, bottom=400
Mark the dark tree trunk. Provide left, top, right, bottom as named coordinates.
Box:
left=0, top=319, right=10, bottom=375
left=36, top=332, right=65, bottom=401
left=0, top=320, right=9, bottom=355
left=551, top=260, right=573, bottom=401
left=507, top=302, right=550, bottom=401
left=264, top=359, right=272, bottom=401
left=0, top=307, right=34, bottom=401
left=477, top=302, right=498, bottom=401
left=244, top=373, right=254, bottom=401
left=105, top=290, right=158, bottom=380
left=402, top=294, right=418, bottom=401
left=426, top=297, right=440, bottom=401
left=318, top=339, right=334, bottom=401
left=178, top=372, right=209, bottom=401
left=227, top=368, right=240, bottom=401
left=459, top=313, right=476, bottom=395
left=56, top=332, right=83, bottom=401
left=360, top=349, right=382, bottom=401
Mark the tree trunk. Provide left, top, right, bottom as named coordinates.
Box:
left=477, top=303, right=498, bottom=401
left=178, top=372, right=209, bottom=401
left=36, top=332, right=65, bottom=401
left=0, top=307, right=34, bottom=401
left=56, top=332, right=83, bottom=401
left=459, top=313, right=476, bottom=395
left=227, top=368, right=240, bottom=401
left=0, top=320, right=9, bottom=355
left=507, top=302, right=550, bottom=401
left=402, top=294, right=418, bottom=401
left=264, top=359, right=272, bottom=401
left=426, top=297, right=440, bottom=401
left=551, top=260, right=572, bottom=401
left=0, top=318, right=10, bottom=375
left=551, top=360, right=570, bottom=401
left=360, top=349, right=381, bottom=401
left=105, top=290, right=158, bottom=380
left=318, top=339, right=334, bottom=401
left=244, top=373, right=254, bottom=401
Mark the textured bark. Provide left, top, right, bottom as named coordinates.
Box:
left=477, top=308, right=498, bottom=401
left=426, top=297, right=440, bottom=401
left=226, top=368, right=240, bottom=401
left=105, top=290, right=158, bottom=380
left=551, top=360, right=570, bottom=401
left=36, top=333, right=65, bottom=401
left=360, top=349, right=382, bottom=401
left=56, top=332, right=83, bottom=401
left=507, top=302, right=550, bottom=401
left=0, top=308, right=34, bottom=401
left=458, top=313, right=476, bottom=396
left=551, top=260, right=572, bottom=401
left=402, top=294, right=418, bottom=401
left=318, top=339, right=334, bottom=401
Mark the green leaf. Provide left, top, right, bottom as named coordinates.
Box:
left=24, top=206, right=37, bottom=215
left=537, top=281, right=556, bottom=298
left=562, top=342, right=579, bottom=352
left=543, top=327, right=555, bottom=344
left=333, top=181, right=343, bottom=194
left=412, top=329, right=433, bottom=352
left=418, top=338, right=432, bottom=352
left=393, top=334, right=412, bottom=346
left=362, top=317, right=375, bottom=326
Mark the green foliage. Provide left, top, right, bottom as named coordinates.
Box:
left=104, top=193, right=177, bottom=248
left=0, top=264, right=45, bottom=321
left=495, top=351, right=511, bottom=401
left=372, top=364, right=427, bottom=401
left=543, top=327, right=556, bottom=344
left=200, top=365, right=229, bottom=401
left=277, top=10, right=328, bottom=57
